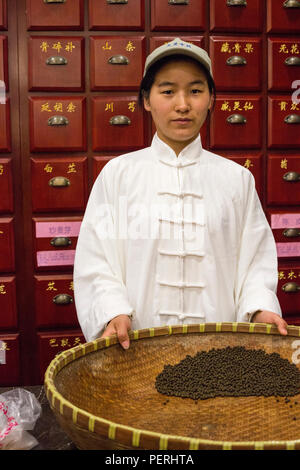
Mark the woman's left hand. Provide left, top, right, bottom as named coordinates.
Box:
left=251, top=310, right=288, bottom=336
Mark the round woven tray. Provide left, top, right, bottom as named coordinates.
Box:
left=44, top=322, right=300, bottom=450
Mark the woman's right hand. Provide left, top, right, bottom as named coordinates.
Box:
left=100, top=314, right=132, bottom=350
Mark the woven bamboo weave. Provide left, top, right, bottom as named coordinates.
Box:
left=44, top=322, right=300, bottom=450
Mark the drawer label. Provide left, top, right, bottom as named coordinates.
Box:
left=36, top=221, right=81, bottom=238
left=37, top=250, right=75, bottom=267
left=271, top=214, right=300, bottom=229
left=276, top=243, right=300, bottom=258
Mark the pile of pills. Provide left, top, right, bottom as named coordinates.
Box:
left=155, top=346, right=300, bottom=400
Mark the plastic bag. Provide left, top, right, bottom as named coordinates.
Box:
left=0, top=388, right=42, bottom=450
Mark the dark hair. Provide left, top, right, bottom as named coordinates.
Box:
left=138, top=54, right=216, bottom=109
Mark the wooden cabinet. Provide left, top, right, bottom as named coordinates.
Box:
left=150, top=0, right=206, bottom=31
left=26, top=0, right=84, bottom=31
left=267, top=0, right=300, bottom=33
left=210, top=0, right=263, bottom=32
left=89, top=0, right=145, bottom=31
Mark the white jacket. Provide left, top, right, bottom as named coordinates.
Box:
left=74, top=133, right=282, bottom=342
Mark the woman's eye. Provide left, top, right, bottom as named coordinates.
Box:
left=162, top=90, right=173, bottom=95
left=191, top=89, right=202, bottom=94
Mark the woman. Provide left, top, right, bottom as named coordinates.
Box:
left=74, top=38, right=287, bottom=348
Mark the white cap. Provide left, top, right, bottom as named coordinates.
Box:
left=143, top=37, right=213, bottom=79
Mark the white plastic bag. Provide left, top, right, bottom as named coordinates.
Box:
left=0, top=388, right=42, bottom=450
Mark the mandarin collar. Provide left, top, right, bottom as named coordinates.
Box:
left=151, top=133, right=203, bottom=167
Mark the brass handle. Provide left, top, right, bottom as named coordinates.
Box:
left=53, top=293, right=73, bottom=305
left=168, top=0, right=189, bottom=4
left=107, top=0, right=128, bottom=3
left=108, top=55, right=129, bottom=65
left=43, top=0, right=66, bottom=3
left=282, top=282, right=300, bottom=292
left=226, top=56, right=247, bottom=66
left=284, top=114, right=300, bottom=124
left=226, top=114, right=247, bottom=124
left=50, top=237, right=72, bottom=247
left=49, top=176, right=70, bottom=187
left=48, top=115, right=69, bottom=126
left=46, top=56, right=68, bottom=65
left=285, top=56, right=300, bottom=66
left=283, top=228, right=300, bottom=237
left=283, top=0, right=300, bottom=7
left=283, top=171, right=300, bottom=182
left=109, top=115, right=131, bottom=126
left=227, top=0, right=247, bottom=5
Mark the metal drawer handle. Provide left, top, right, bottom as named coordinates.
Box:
left=109, top=115, right=131, bottom=126
left=48, top=115, right=69, bottom=126
left=284, top=114, right=300, bottom=124
left=226, top=114, right=247, bottom=124
left=50, top=236, right=72, bottom=247
left=227, top=0, right=247, bottom=5
left=285, top=56, right=300, bottom=66
left=107, top=0, right=128, bottom=3
left=44, top=0, right=66, bottom=3
left=53, top=293, right=73, bottom=305
left=108, top=55, right=129, bottom=65
left=282, top=282, right=300, bottom=292
left=226, top=55, right=247, bottom=66
left=168, top=0, right=189, bottom=4
left=283, top=0, right=300, bottom=7
left=283, top=171, right=300, bottom=182
left=283, top=228, right=300, bottom=237
left=49, top=176, right=70, bottom=187
left=46, top=56, right=68, bottom=66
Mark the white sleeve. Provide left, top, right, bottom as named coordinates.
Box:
left=235, top=172, right=282, bottom=322
left=73, top=164, right=134, bottom=342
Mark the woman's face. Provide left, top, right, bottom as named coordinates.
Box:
left=144, top=59, right=213, bottom=155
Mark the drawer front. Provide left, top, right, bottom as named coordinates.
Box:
left=28, top=36, right=85, bottom=91
left=210, top=0, right=263, bottom=32
left=33, top=217, right=82, bottom=271
left=210, top=36, right=262, bottom=91
left=267, top=0, right=300, bottom=33
left=0, top=276, right=17, bottom=329
left=0, top=97, right=11, bottom=152
left=269, top=210, right=300, bottom=260
left=37, top=330, right=84, bottom=382
left=29, top=96, right=86, bottom=152
left=268, top=96, right=300, bottom=149
left=278, top=266, right=300, bottom=316
left=34, top=275, right=78, bottom=328
left=267, top=153, right=300, bottom=205
left=0, top=158, right=13, bottom=213
left=150, top=0, right=206, bottom=31
left=216, top=152, right=263, bottom=200
left=210, top=95, right=262, bottom=149
left=90, top=36, right=146, bottom=90
left=0, top=217, right=14, bottom=272
left=0, top=334, right=20, bottom=386
left=0, top=0, right=7, bottom=30
left=31, top=157, right=88, bottom=212
left=26, top=0, right=84, bottom=31
left=92, top=95, right=146, bottom=151
left=89, top=0, right=145, bottom=31
left=93, top=156, right=118, bottom=182
left=268, top=38, right=300, bottom=91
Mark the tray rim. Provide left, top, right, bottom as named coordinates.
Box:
left=44, top=321, right=300, bottom=450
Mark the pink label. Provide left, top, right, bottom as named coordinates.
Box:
left=37, top=250, right=76, bottom=267
left=271, top=214, right=300, bottom=229
left=276, top=243, right=300, bottom=258
left=35, top=221, right=81, bottom=238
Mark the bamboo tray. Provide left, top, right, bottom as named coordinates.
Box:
left=44, top=322, right=300, bottom=450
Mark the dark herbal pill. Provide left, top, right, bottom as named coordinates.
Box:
left=155, top=346, right=300, bottom=400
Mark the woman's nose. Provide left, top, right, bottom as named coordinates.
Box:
left=174, top=93, right=190, bottom=112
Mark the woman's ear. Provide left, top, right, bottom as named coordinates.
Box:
left=143, top=95, right=151, bottom=112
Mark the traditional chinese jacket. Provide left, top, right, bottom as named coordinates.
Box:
left=74, top=133, right=282, bottom=342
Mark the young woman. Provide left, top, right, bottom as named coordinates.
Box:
left=74, top=38, right=287, bottom=349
